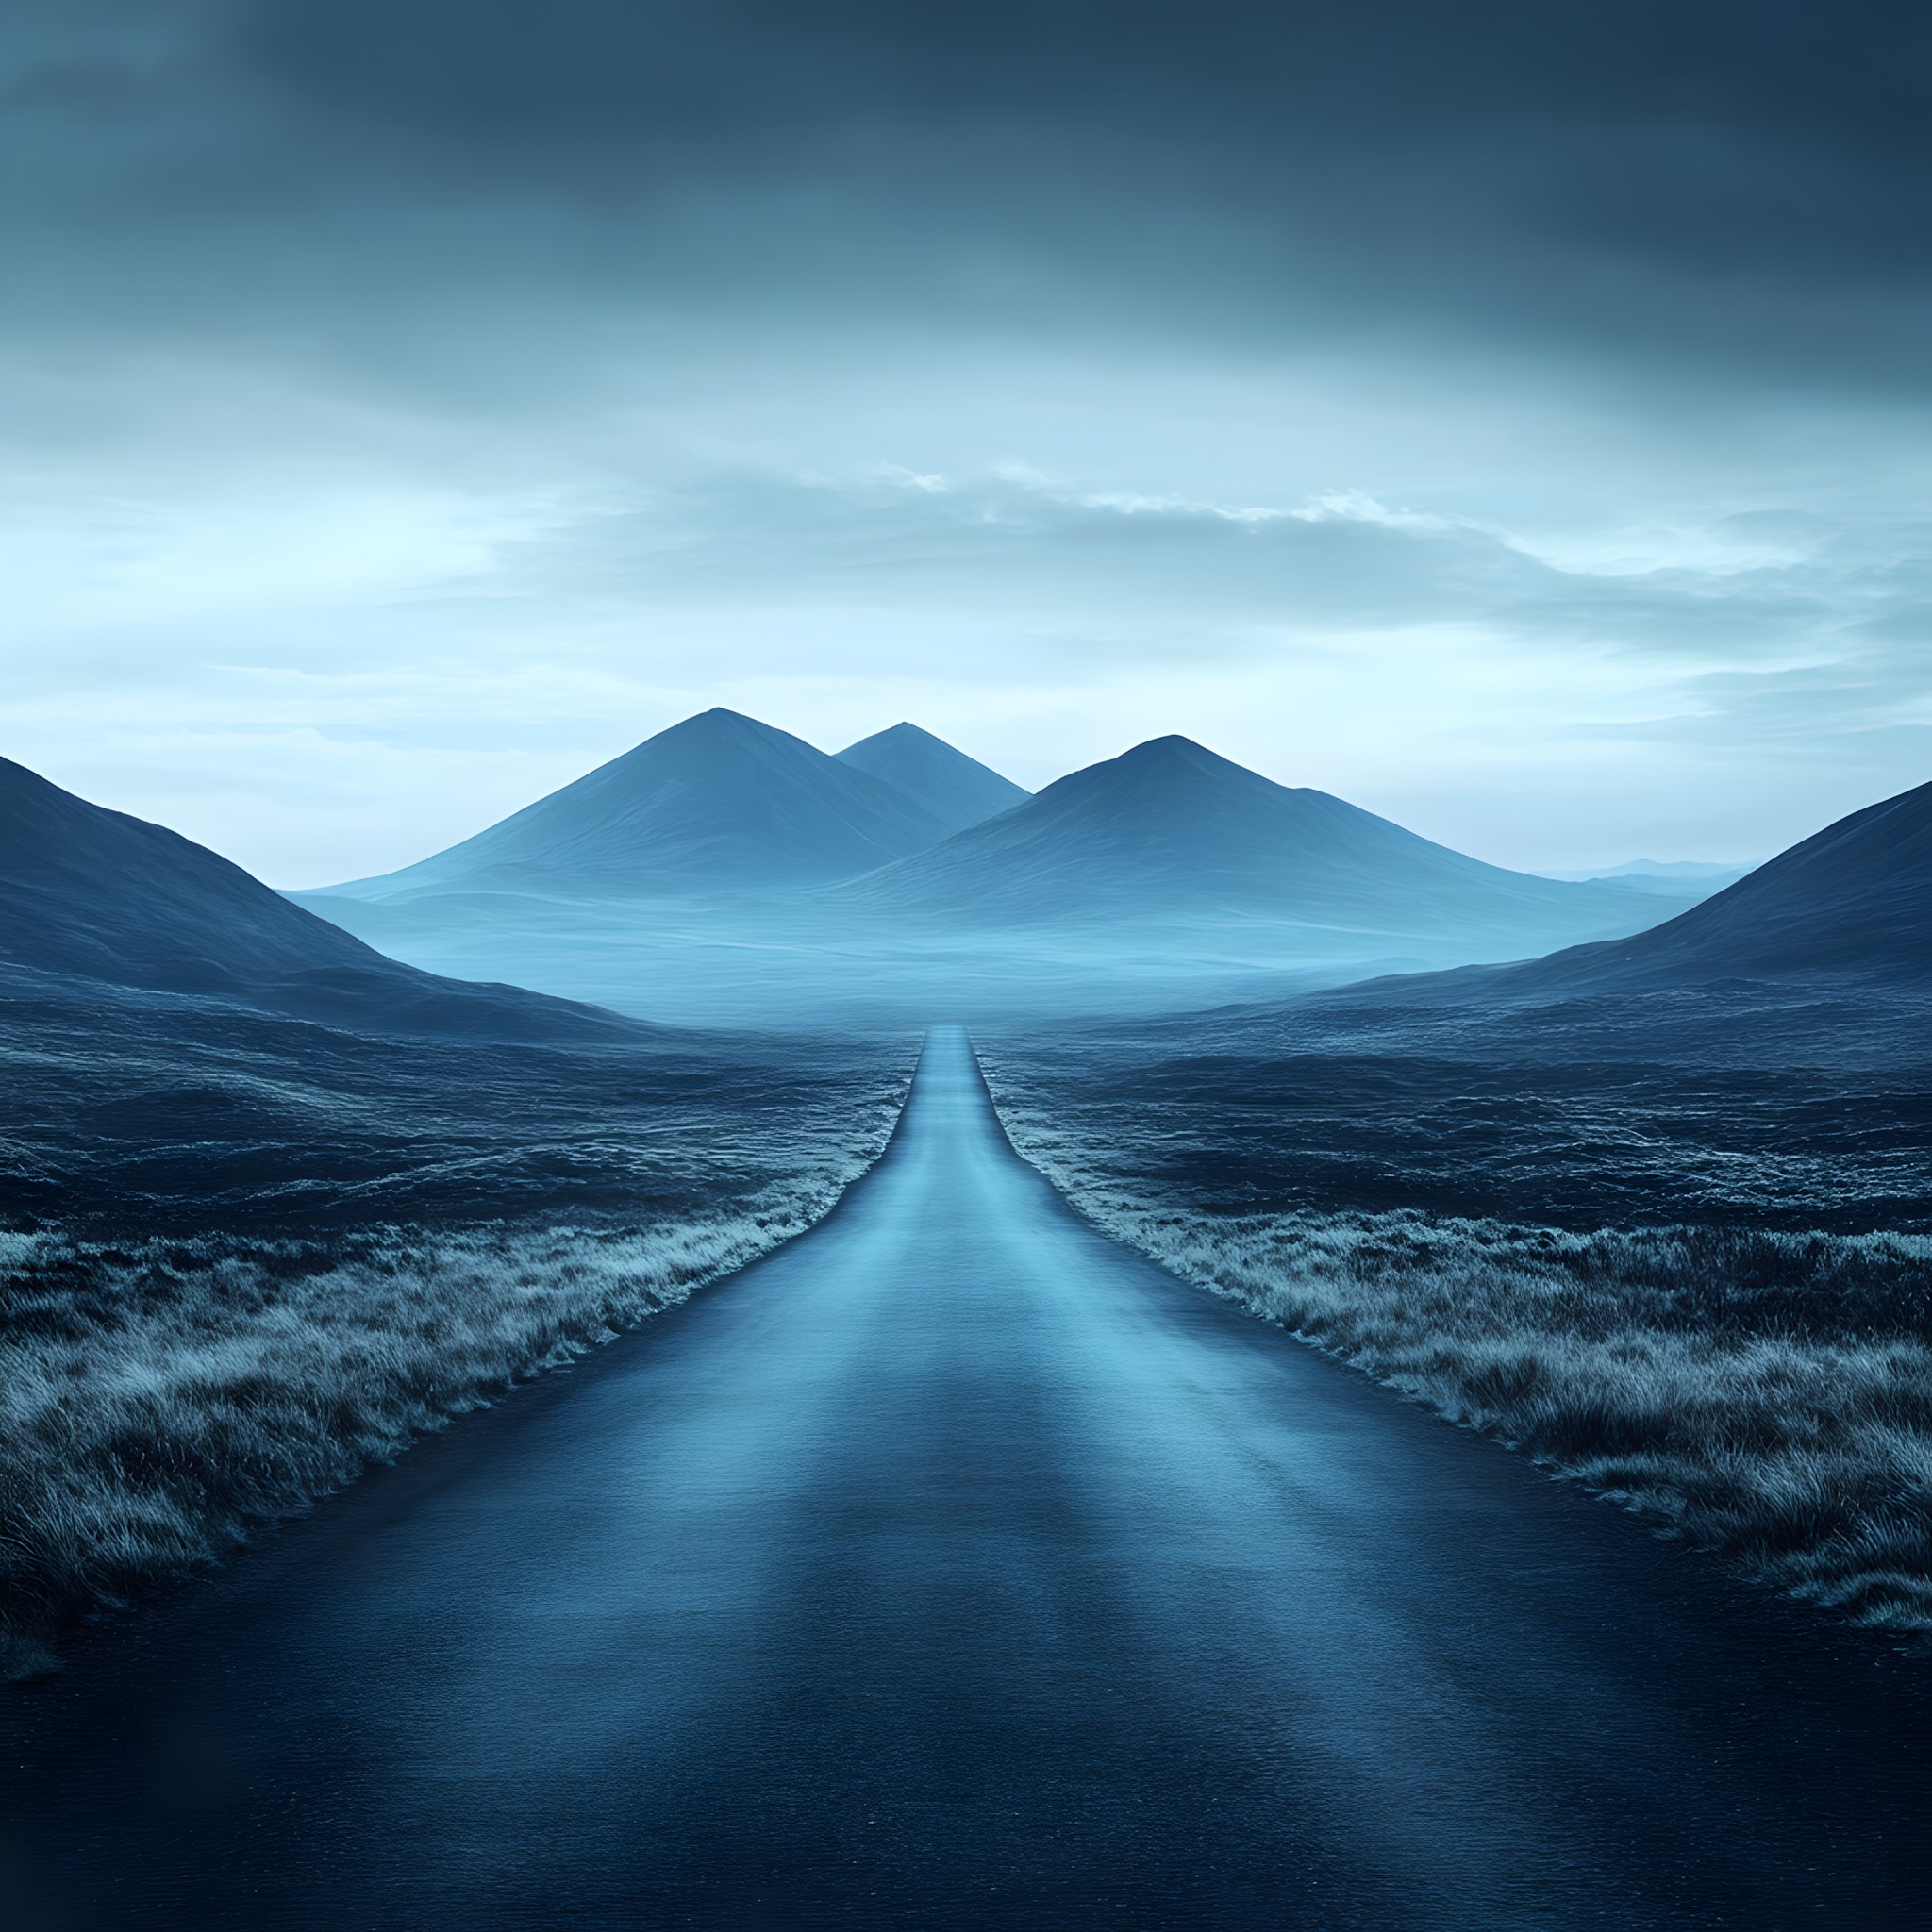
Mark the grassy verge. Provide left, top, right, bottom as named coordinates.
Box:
left=1, top=1113, right=903, bottom=1678
left=986, top=1071, right=1932, bottom=1633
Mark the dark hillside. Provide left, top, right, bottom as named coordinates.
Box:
left=0, top=757, right=636, bottom=1041
left=1321, top=775, right=1932, bottom=1008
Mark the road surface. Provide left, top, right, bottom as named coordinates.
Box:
left=3, top=1027, right=1928, bottom=1929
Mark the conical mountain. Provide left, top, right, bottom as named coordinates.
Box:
left=1441, top=776, right=1932, bottom=995
left=841, top=735, right=1666, bottom=949
left=835, top=724, right=1030, bottom=838
left=0, top=755, right=637, bottom=1039
left=325, top=709, right=952, bottom=901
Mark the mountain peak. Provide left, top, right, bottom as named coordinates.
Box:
left=1108, top=734, right=1248, bottom=774
left=1038, top=734, right=1287, bottom=820
left=836, top=722, right=1030, bottom=838
left=647, top=707, right=801, bottom=753
left=678, top=705, right=774, bottom=732
left=841, top=736, right=1660, bottom=965
left=325, top=708, right=955, bottom=899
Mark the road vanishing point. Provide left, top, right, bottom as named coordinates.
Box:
left=4, top=1027, right=1929, bottom=1929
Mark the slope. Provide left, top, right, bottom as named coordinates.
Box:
left=1374, top=775, right=1932, bottom=1001
left=323, top=709, right=953, bottom=902
left=0, top=755, right=640, bottom=1040
left=835, top=723, right=1031, bottom=837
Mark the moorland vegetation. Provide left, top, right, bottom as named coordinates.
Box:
left=984, top=999, right=1932, bottom=1630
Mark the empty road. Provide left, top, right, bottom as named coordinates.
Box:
left=3, top=1027, right=1928, bottom=1929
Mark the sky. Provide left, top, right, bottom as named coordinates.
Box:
left=6, top=0, right=1932, bottom=884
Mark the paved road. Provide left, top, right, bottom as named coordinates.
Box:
left=4, top=1028, right=1929, bottom=1930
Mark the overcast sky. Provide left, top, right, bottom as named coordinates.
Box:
left=7, top=0, right=1931, bottom=882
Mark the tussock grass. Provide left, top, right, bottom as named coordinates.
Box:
left=0, top=1164, right=889, bottom=1677
left=990, top=1088, right=1932, bottom=1632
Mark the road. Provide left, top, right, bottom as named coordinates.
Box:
left=3, top=1027, right=1928, bottom=1929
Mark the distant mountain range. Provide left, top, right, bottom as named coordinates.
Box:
left=0, top=755, right=640, bottom=1041
left=1536, top=858, right=1757, bottom=899
left=21, top=708, right=1921, bottom=1034
left=1552, top=858, right=1757, bottom=881
left=283, top=712, right=1706, bottom=1024
left=310, top=711, right=1664, bottom=945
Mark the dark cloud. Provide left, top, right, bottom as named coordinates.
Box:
left=237, top=0, right=1932, bottom=211
left=8, top=0, right=1932, bottom=387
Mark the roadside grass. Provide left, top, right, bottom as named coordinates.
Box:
left=0, top=976, right=918, bottom=1676
left=986, top=1076, right=1932, bottom=1633
left=1, top=1145, right=899, bottom=1679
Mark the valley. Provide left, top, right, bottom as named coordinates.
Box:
left=3, top=707, right=1931, bottom=1926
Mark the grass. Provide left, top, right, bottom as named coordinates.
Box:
left=985, top=1058, right=1932, bottom=1634
left=0, top=1003, right=914, bottom=1677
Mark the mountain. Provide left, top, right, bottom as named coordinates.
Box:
left=1408, top=777, right=1932, bottom=997
left=1584, top=858, right=1756, bottom=880
left=1538, top=858, right=1755, bottom=898
left=834, top=724, right=1030, bottom=837
left=0, top=755, right=640, bottom=1040
left=321, top=709, right=953, bottom=902
left=838, top=734, right=1674, bottom=950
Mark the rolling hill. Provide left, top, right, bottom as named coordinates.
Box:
left=0, top=755, right=640, bottom=1040
left=321, top=708, right=953, bottom=902
left=835, top=724, right=1030, bottom=837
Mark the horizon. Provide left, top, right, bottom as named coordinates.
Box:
left=19, top=704, right=1787, bottom=892
left=7, top=3, right=1930, bottom=883
left=0, top=691, right=1863, bottom=892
